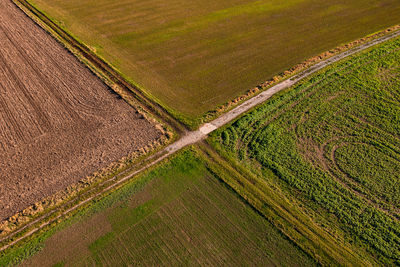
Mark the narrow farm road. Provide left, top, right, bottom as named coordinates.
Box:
left=173, top=28, right=400, bottom=144
left=2, top=28, right=400, bottom=252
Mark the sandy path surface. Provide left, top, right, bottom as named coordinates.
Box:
left=0, top=0, right=162, bottom=220
left=91, top=24, right=400, bottom=205
left=1, top=0, right=400, bottom=252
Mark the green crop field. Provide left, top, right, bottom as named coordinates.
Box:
left=210, top=37, right=400, bottom=265
left=2, top=149, right=315, bottom=266
left=28, top=0, right=400, bottom=124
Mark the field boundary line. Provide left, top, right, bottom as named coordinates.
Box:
left=196, top=143, right=365, bottom=266
left=2, top=0, right=400, bottom=260
left=2, top=28, right=399, bottom=255
left=12, top=0, right=187, bottom=135
left=202, top=29, right=400, bottom=132
left=12, top=0, right=400, bottom=130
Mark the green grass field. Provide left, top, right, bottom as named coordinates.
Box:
left=28, top=0, right=400, bottom=123
left=210, top=37, right=400, bottom=265
left=2, top=149, right=314, bottom=266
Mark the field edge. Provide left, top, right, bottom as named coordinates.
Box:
left=0, top=0, right=180, bottom=249
left=17, top=0, right=400, bottom=129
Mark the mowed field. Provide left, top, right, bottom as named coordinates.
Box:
left=0, top=1, right=162, bottom=220
left=29, top=0, right=400, bottom=121
left=1, top=150, right=315, bottom=266
left=210, top=37, right=400, bottom=264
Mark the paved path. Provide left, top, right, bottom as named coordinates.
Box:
left=2, top=28, right=400, bottom=252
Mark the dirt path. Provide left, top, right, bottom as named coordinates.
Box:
left=1, top=6, right=400, bottom=252
left=171, top=28, right=400, bottom=145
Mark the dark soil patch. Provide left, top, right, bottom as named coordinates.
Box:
left=0, top=0, right=162, bottom=220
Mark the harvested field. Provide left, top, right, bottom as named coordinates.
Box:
left=28, top=0, right=400, bottom=121
left=7, top=150, right=315, bottom=266
left=210, top=37, right=400, bottom=264
left=0, top=0, right=162, bottom=220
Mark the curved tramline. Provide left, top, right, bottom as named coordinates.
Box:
left=211, top=36, right=400, bottom=264
left=1, top=12, right=399, bottom=264
left=2, top=0, right=400, bottom=265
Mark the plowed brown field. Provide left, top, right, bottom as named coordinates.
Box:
left=0, top=0, right=162, bottom=220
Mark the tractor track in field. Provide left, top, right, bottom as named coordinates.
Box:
left=2, top=0, right=400, bottom=254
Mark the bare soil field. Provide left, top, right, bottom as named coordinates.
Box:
left=0, top=0, right=162, bottom=220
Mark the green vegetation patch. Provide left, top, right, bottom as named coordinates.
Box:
left=210, top=37, right=400, bottom=265
left=28, top=0, right=400, bottom=123
left=4, top=149, right=314, bottom=266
